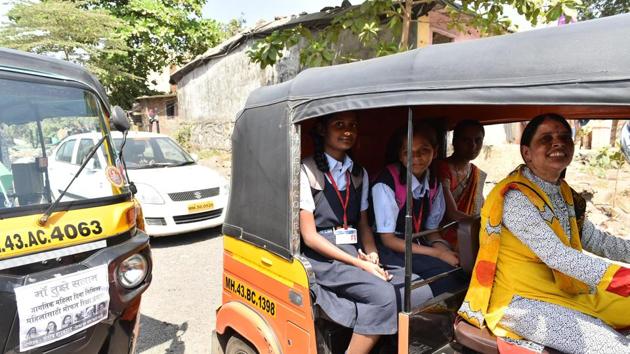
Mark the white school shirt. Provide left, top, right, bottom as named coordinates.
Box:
left=300, top=153, right=370, bottom=213
left=372, top=170, right=445, bottom=233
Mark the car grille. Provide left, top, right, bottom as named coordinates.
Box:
left=173, top=209, right=223, bottom=225
left=168, top=188, right=220, bottom=201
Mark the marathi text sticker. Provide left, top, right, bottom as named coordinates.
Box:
left=14, top=264, right=110, bottom=351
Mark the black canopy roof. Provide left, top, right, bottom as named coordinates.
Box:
left=0, top=47, right=111, bottom=109
left=226, top=14, right=630, bottom=259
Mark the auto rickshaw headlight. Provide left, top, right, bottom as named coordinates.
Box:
left=117, top=254, right=148, bottom=288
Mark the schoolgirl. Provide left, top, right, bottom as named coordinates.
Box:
left=299, top=111, right=398, bottom=354
left=371, top=124, right=466, bottom=297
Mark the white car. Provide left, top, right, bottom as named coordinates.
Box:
left=48, top=131, right=228, bottom=236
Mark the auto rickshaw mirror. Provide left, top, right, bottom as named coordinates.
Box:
left=111, top=105, right=131, bottom=132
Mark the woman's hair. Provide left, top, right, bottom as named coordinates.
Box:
left=520, top=113, right=571, bottom=147
left=452, top=119, right=485, bottom=142
left=385, top=122, right=438, bottom=164
left=385, top=122, right=438, bottom=184
left=311, top=113, right=362, bottom=176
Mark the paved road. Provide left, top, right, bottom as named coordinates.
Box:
left=136, top=227, right=223, bottom=354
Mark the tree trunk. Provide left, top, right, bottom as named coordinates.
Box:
left=610, top=119, right=619, bottom=146
left=400, top=0, right=413, bottom=49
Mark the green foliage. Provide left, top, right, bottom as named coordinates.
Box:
left=588, top=146, right=626, bottom=176
left=81, top=0, right=230, bottom=108
left=1, top=0, right=235, bottom=108
left=248, top=0, right=583, bottom=69
left=174, top=124, right=192, bottom=150
left=0, top=0, right=130, bottom=83
left=579, top=0, right=630, bottom=20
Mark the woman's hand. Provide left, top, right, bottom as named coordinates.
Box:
left=436, top=248, right=460, bottom=267
left=358, top=259, right=392, bottom=281
left=358, top=248, right=379, bottom=265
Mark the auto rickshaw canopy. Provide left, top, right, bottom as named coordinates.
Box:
left=225, top=14, right=630, bottom=259
left=0, top=47, right=111, bottom=125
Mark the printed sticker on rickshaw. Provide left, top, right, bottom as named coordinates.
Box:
left=188, top=200, right=214, bottom=213
left=14, top=264, right=110, bottom=351
left=224, top=276, right=276, bottom=317
left=0, top=220, right=105, bottom=260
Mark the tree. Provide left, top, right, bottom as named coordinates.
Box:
left=81, top=0, right=230, bottom=107
left=0, top=0, right=130, bottom=82
left=1, top=0, right=234, bottom=107
left=579, top=0, right=629, bottom=20
left=248, top=0, right=582, bottom=69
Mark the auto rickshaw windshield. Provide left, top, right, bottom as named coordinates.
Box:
left=0, top=77, right=121, bottom=209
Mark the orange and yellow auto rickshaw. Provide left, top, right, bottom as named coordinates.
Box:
left=0, top=48, right=152, bottom=353
left=214, top=14, right=630, bottom=354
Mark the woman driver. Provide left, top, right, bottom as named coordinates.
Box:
left=459, top=113, right=630, bottom=353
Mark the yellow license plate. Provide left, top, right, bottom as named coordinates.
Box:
left=187, top=201, right=213, bottom=213
left=0, top=220, right=106, bottom=259
left=224, top=276, right=276, bottom=317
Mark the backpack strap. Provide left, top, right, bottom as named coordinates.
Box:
left=386, top=163, right=406, bottom=210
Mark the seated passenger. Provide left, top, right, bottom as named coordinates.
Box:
left=459, top=114, right=630, bottom=353
left=435, top=119, right=487, bottom=246
left=371, top=124, right=466, bottom=297
left=300, top=111, right=431, bottom=354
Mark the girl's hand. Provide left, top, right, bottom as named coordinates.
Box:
left=358, top=260, right=392, bottom=281
left=358, top=249, right=380, bottom=265
left=437, top=249, right=460, bottom=267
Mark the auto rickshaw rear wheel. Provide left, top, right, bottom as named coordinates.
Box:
left=225, top=335, right=256, bottom=354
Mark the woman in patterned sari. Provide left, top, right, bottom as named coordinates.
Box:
left=459, top=113, right=630, bottom=353
left=436, top=120, right=486, bottom=246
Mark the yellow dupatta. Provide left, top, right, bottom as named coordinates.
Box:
left=458, top=165, right=590, bottom=332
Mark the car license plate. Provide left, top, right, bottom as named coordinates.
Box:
left=14, top=264, right=110, bottom=351
left=188, top=200, right=214, bottom=213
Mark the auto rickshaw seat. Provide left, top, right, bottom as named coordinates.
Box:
left=456, top=216, right=481, bottom=276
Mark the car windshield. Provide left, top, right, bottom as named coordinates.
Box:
left=114, top=136, right=194, bottom=169
left=0, top=76, right=118, bottom=208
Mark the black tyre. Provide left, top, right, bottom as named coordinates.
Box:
left=225, top=335, right=257, bottom=354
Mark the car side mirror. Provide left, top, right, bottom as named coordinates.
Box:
left=111, top=106, right=130, bottom=132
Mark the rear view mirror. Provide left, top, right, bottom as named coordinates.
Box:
left=111, top=106, right=130, bottom=132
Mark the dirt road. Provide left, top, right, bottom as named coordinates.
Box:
left=136, top=228, right=223, bottom=354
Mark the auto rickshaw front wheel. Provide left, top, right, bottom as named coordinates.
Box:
left=225, top=335, right=257, bottom=354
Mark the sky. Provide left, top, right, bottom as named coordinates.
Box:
left=202, top=0, right=346, bottom=27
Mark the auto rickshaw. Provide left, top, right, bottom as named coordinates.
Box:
left=215, top=13, right=630, bottom=354
left=0, top=48, right=152, bottom=353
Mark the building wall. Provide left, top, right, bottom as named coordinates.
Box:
left=176, top=42, right=300, bottom=150
left=176, top=11, right=481, bottom=151
left=134, top=96, right=178, bottom=132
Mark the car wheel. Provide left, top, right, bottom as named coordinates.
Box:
left=225, top=335, right=256, bottom=354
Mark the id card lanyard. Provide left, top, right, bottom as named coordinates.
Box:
left=412, top=199, right=424, bottom=233
left=326, top=171, right=351, bottom=229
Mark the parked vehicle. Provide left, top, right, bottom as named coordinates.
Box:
left=0, top=47, right=151, bottom=353
left=213, top=14, right=630, bottom=354
left=48, top=131, right=228, bottom=236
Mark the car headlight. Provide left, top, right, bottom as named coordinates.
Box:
left=135, top=183, right=164, bottom=204
left=117, top=254, right=148, bottom=289
left=221, top=181, right=230, bottom=196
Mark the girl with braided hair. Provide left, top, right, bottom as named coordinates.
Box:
left=300, top=111, right=429, bottom=354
